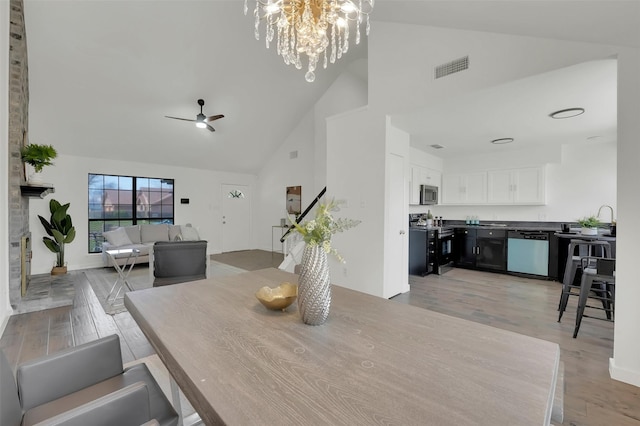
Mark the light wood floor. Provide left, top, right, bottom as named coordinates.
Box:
left=2, top=253, right=638, bottom=425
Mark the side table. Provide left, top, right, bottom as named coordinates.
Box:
left=105, top=248, right=140, bottom=304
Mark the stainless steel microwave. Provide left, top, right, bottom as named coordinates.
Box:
left=420, top=185, right=438, bottom=205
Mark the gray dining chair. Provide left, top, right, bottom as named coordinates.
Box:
left=0, top=334, right=179, bottom=426
left=152, top=240, right=208, bottom=287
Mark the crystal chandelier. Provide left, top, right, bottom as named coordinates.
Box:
left=244, top=0, right=373, bottom=82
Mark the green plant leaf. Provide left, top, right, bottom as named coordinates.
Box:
left=42, top=237, right=60, bottom=253
left=63, top=227, right=76, bottom=244
left=38, top=215, right=54, bottom=237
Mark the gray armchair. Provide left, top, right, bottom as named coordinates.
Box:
left=152, top=240, right=208, bottom=287
left=0, top=334, right=178, bottom=426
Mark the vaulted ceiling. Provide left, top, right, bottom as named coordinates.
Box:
left=23, top=1, right=640, bottom=173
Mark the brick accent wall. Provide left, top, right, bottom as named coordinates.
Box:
left=8, top=0, right=30, bottom=306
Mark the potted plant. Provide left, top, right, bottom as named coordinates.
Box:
left=577, top=215, right=600, bottom=236
left=426, top=210, right=434, bottom=226
left=20, top=143, right=57, bottom=184
left=38, top=199, right=76, bottom=275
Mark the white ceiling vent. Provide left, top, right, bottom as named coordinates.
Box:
left=435, top=56, right=469, bottom=79
left=430, top=144, right=445, bottom=149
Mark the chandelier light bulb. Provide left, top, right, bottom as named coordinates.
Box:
left=245, top=0, right=373, bottom=82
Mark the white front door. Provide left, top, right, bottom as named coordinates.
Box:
left=221, top=184, right=252, bottom=252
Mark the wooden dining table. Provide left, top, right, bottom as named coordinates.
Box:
left=125, top=268, right=559, bottom=426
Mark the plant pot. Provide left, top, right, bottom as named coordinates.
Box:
left=581, top=227, right=598, bottom=236
left=51, top=265, right=67, bottom=275
left=26, top=165, right=44, bottom=185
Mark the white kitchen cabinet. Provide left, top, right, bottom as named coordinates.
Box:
left=487, top=166, right=546, bottom=205
left=441, top=172, right=487, bottom=205
left=409, top=165, right=442, bottom=204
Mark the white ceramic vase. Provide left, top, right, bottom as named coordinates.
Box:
left=581, top=227, right=598, bottom=236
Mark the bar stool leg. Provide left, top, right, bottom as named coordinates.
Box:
left=573, top=275, right=595, bottom=338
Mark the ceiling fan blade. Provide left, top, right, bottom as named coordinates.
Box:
left=205, top=123, right=216, bottom=132
left=205, top=114, right=224, bottom=123
left=165, top=116, right=196, bottom=122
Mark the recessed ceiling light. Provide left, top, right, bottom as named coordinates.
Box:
left=587, top=135, right=603, bottom=141
left=491, top=138, right=514, bottom=145
left=430, top=144, right=445, bottom=149
left=549, top=108, right=585, bottom=119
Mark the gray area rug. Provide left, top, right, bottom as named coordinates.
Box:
left=84, top=260, right=247, bottom=315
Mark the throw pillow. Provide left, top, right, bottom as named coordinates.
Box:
left=180, top=225, right=200, bottom=241
left=103, top=227, right=133, bottom=247
left=168, top=225, right=181, bottom=241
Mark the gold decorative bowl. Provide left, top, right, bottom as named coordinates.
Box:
left=255, top=282, right=297, bottom=311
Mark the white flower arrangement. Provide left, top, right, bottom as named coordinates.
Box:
left=290, top=199, right=360, bottom=263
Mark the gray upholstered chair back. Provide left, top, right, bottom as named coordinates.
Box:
left=153, top=240, right=207, bottom=287
left=0, top=350, right=22, bottom=426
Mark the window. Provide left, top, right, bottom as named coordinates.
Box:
left=88, top=174, right=174, bottom=253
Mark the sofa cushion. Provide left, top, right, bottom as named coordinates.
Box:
left=140, top=224, right=169, bottom=243
left=103, top=228, right=132, bottom=247
left=124, top=225, right=141, bottom=244
left=180, top=225, right=200, bottom=241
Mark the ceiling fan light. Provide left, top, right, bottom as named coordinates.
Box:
left=549, top=108, right=585, bottom=119
left=196, top=122, right=207, bottom=129
left=491, top=138, right=514, bottom=145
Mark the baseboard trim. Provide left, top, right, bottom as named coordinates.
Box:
left=609, top=357, right=640, bottom=388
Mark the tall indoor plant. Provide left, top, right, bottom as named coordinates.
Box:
left=291, top=199, right=360, bottom=325
left=20, top=143, right=57, bottom=184
left=38, top=199, right=76, bottom=275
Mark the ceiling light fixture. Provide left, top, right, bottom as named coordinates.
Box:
left=491, top=138, right=514, bottom=145
left=549, top=108, right=585, bottom=119
left=195, top=121, right=207, bottom=129
left=244, top=0, right=373, bottom=83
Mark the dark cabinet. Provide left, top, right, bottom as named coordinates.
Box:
left=409, top=229, right=436, bottom=276
left=454, top=228, right=507, bottom=272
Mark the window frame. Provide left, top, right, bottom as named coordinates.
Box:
left=88, top=173, right=175, bottom=253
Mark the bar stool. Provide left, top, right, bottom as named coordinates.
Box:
left=573, top=256, right=615, bottom=338
left=557, top=239, right=611, bottom=322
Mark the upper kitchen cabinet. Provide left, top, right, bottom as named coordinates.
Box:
left=441, top=172, right=487, bottom=205
left=409, top=165, right=442, bottom=205
left=487, top=166, right=546, bottom=205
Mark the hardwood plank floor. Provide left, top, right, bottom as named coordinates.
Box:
left=1, top=254, right=638, bottom=425
left=394, top=268, right=640, bottom=426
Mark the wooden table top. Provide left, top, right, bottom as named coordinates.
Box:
left=125, top=268, right=559, bottom=426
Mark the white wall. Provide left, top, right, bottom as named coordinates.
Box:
left=423, top=141, right=616, bottom=222
left=611, top=48, right=640, bottom=387
left=256, top=70, right=367, bottom=252
left=327, top=107, right=386, bottom=296
left=29, top=154, right=256, bottom=274
left=0, top=0, right=12, bottom=332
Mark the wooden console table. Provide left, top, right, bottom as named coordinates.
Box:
left=125, top=268, right=559, bottom=425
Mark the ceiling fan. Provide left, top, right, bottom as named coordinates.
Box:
left=165, top=99, right=224, bottom=132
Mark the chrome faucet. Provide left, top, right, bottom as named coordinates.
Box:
left=597, top=204, right=616, bottom=224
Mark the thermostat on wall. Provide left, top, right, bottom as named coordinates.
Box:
left=180, top=198, right=189, bottom=204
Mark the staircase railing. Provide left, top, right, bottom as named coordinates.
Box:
left=280, top=186, right=326, bottom=243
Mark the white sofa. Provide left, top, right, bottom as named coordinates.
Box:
left=101, top=223, right=201, bottom=267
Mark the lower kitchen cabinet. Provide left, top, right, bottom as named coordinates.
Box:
left=454, top=228, right=507, bottom=272
left=409, top=229, right=436, bottom=276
